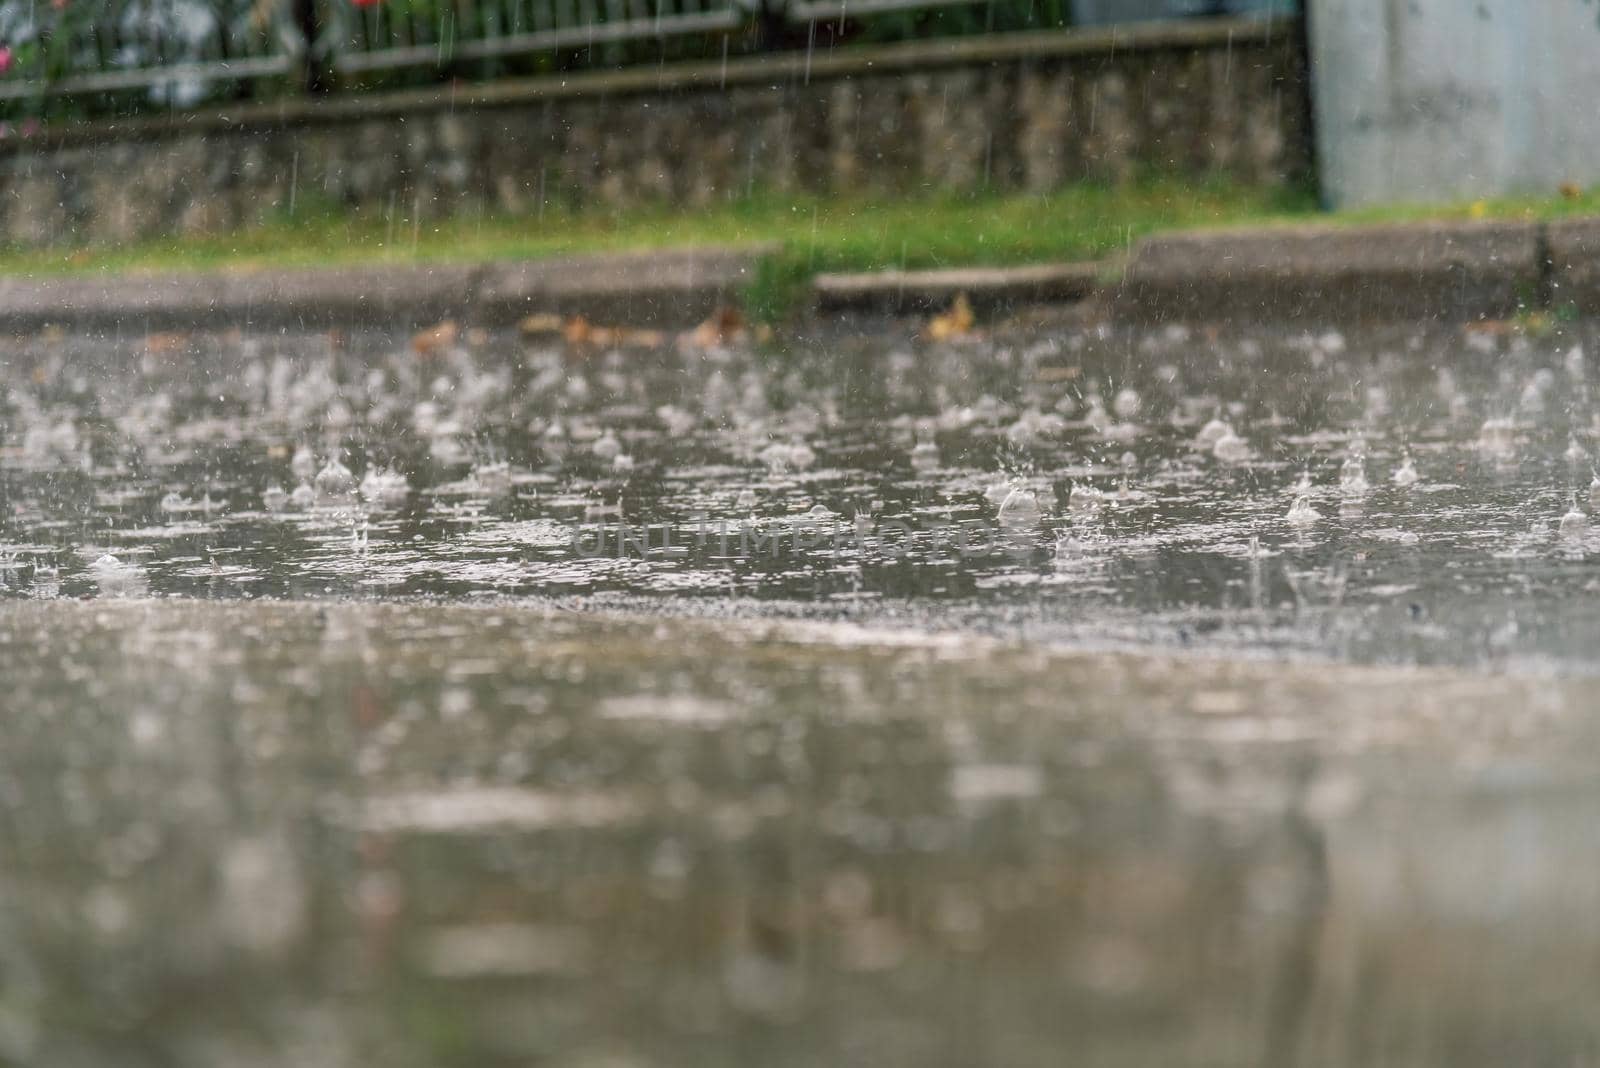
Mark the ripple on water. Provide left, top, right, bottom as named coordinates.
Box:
left=6, top=323, right=1600, bottom=666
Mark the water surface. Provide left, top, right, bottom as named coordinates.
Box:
left=0, top=600, right=1595, bottom=1067
left=6, top=319, right=1600, bottom=1064
left=5, top=321, right=1600, bottom=666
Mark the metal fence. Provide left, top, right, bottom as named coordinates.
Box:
left=0, top=0, right=297, bottom=104
left=325, top=0, right=742, bottom=76
left=0, top=0, right=1255, bottom=115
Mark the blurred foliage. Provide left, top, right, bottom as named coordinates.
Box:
left=0, top=0, right=289, bottom=122
left=845, top=0, right=1071, bottom=44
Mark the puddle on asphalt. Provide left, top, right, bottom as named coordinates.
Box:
left=7, top=315, right=1600, bottom=1064
left=6, top=320, right=1600, bottom=667
left=0, top=599, right=1596, bottom=1067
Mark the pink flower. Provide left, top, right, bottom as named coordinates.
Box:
left=0, top=47, right=13, bottom=75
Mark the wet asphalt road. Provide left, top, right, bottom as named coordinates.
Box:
left=1, top=599, right=1596, bottom=1067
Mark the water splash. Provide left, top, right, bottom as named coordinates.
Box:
left=1286, top=496, right=1320, bottom=528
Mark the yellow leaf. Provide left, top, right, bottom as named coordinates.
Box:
left=924, top=293, right=975, bottom=341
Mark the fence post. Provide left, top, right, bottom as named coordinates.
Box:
left=753, top=0, right=787, bottom=51
left=291, top=0, right=329, bottom=93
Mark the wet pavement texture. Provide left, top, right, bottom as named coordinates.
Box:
left=1, top=600, right=1597, bottom=1068
left=6, top=320, right=1600, bottom=668
left=5, top=320, right=1600, bottom=1065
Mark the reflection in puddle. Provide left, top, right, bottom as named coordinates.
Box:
left=0, top=601, right=1596, bottom=1066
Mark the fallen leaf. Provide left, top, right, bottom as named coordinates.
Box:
left=411, top=319, right=459, bottom=356
left=143, top=331, right=189, bottom=354
left=923, top=293, right=975, bottom=342
left=620, top=328, right=667, bottom=349
left=518, top=313, right=564, bottom=338
left=562, top=316, right=593, bottom=347
left=681, top=306, right=748, bottom=351
left=561, top=317, right=666, bottom=352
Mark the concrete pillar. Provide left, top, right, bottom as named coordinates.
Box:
left=1310, top=0, right=1600, bottom=207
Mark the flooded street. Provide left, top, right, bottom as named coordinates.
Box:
left=6, top=321, right=1600, bottom=666
left=5, top=321, right=1600, bottom=1063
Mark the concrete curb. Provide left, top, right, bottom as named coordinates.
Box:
left=0, top=245, right=773, bottom=332
left=5, top=217, right=1600, bottom=333
left=814, top=263, right=1103, bottom=315
left=811, top=216, right=1600, bottom=325
left=1547, top=217, right=1600, bottom=315
left=1108, top=216, right=1600, bottom=324
left=477, top=245, right=778, bottom=328
left=1112, top=219, right=1546, bottom=324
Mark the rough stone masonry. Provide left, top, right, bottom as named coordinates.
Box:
left=0, top=17, right=1309, bottom=247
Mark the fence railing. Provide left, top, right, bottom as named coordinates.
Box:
left=0, top=0, right=801, bottom=111
left=325, top=0, right=746, bottom=75
left=0, top=0, right=1167, bottom=114
left=0, top=0, right=300, bottom=102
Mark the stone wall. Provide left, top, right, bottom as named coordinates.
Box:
left=0, top=17, right=1310, bottom=248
